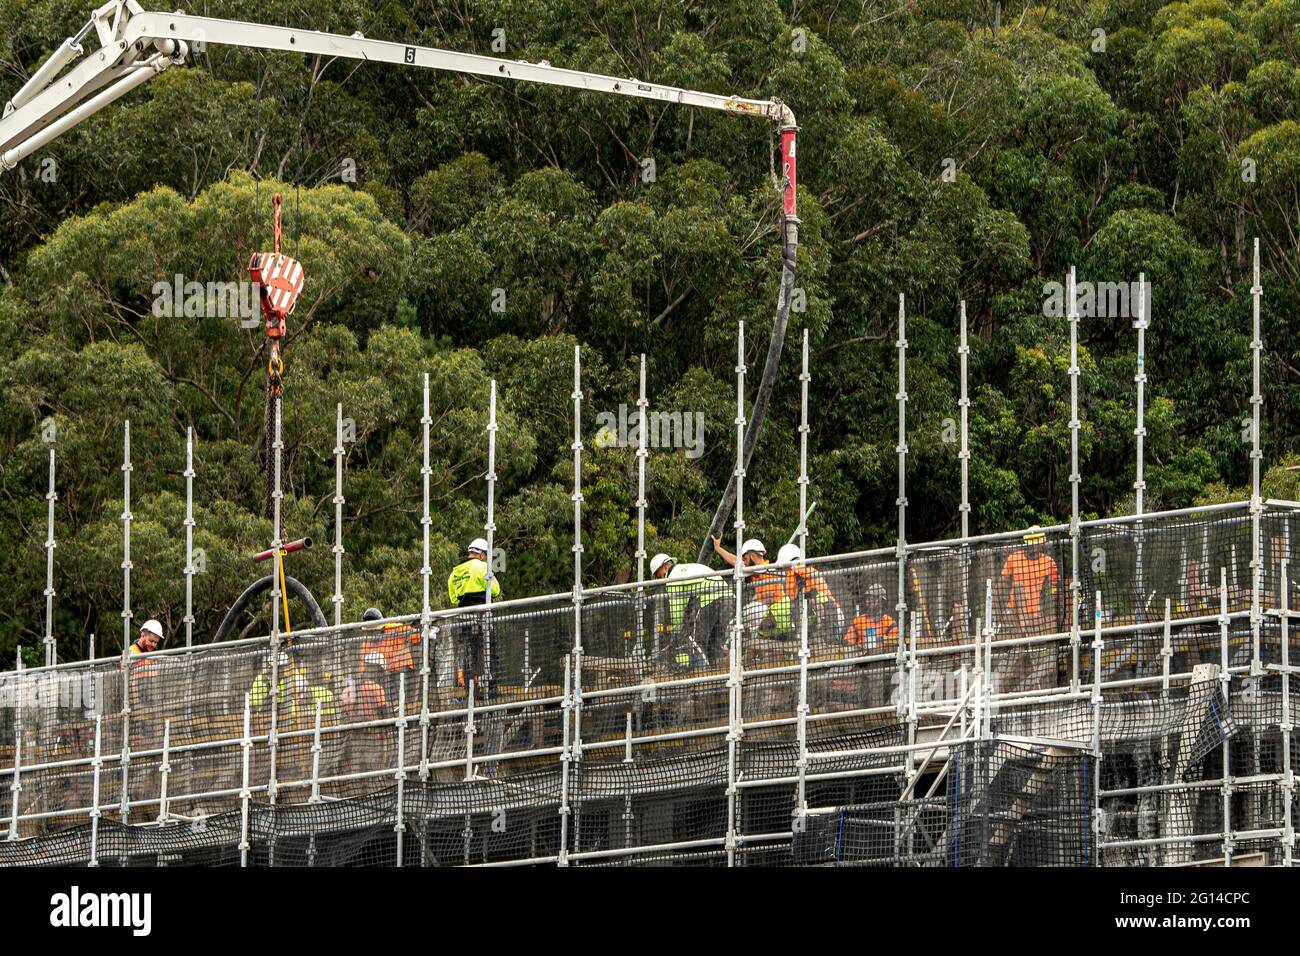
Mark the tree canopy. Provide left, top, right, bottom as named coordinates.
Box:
left=0, top=0, right=1296, bottom=663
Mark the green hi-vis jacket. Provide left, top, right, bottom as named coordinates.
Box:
left=448, top=557, right=502, bottom=607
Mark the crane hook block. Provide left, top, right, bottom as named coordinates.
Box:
left=248, top=251, right=304, bottom=338
left=249, top=193, right=304, bottom=338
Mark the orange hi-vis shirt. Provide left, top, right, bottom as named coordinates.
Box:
left=747, top=563, right=786, bottom=604
left=844, top=613, right=898, bottom=648
left=1001, top=551, right=1060, bottom=616
left=361, top=622, right=421, bottom=673
left=783, top=566, right=835, bottom=604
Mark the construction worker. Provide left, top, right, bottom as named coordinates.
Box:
left=844, top=584, right=898, bottom=651
left=124, top=619, right=164, bottom=707
left=1000, top=526, right=1062, bottom=692
left=711, top=536, right=791, bottom=636
left=340, top=652, right=391, bottom=776
left=776, top=543, right=845, bottom=643
left=357, top=606, right=420, bottom=703
left=447, top=537, right=502, bottom=694
left=251, top=648, right=335, bottom=720
left=342, top=652, right=390, bottom=722
left=651, top=553, right=730, bottom=665
left=1000, top=527, right=1061, bottom=631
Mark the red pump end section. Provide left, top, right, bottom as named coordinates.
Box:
left=780, top=127, right=798, bottom=218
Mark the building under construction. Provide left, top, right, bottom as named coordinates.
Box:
left=0, top=251, right=1293, bottom=868
left=0, top=2, right=1290, bottom=870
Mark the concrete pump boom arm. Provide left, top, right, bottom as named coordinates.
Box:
left=1, top=1, right=801, bottom=566
left=0, top=1, right=798, bottom=221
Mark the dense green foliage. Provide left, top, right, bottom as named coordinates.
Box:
left=0, top=0, right=1297, bottom=663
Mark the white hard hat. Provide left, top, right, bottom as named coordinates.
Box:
left=140, top=619, right=164, bottom=640
left=776, top=543, right=802, bottom=565
left=468, top=537, right=489, bottom=554
left=741, top=538, right=766, bottom=557
left=650, top=553, right=673, bottom=575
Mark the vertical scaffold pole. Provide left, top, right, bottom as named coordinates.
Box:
left=1134, top=273, right=1147, bottom=623
left=238, top=692, right=252, bottom=868
left=634, top=355, right=649, bottom=666
left=183, top=427, right=195, bottom=648
left=43, top=443, right=56, bottom=667
left=798, top=328, right=810, bottom=561
left=266, top=396, right=284, bottom=806
left=6, top=657, right=21, bottom=840
left=88, top=715, right=103, bottom=866
left=959, top=301, right=971, bottom=625
left=557, top=656, right=573, bottom=867
left=1219, top=567, right=1233, bottom=865
left=119, top=420, right=132, bottom=825
left=395, top=674, right=407, bottom=867
left=1068, top=268, right=1082, bottom=693
left=310, top=701, right=323, bottom=804
left=570, top=347, right=585, bottom=792
left=419, top=623, right=434, bottom=782
left=121, top=419, right=133, bottom=654
left=1250, top=239, right=1263, bottom=674
left=1281, top=559, right=1294, bottom=866
left=727, top=322, right=747, bottom=868
left=484, top=380, right=497, bottom=694
left=420, top=376, right=434, bottom=694
left=156, top=718, right=171, bottom=823
left=1091, top=590, right=1103, bottom=866
left=796, top=594, right=810, bottom=824
left=333, top=404, right=345, bottom=634
left=896, top=295, right=909, bottom=718
left=635, top=355, right=649, bottom=583
left=464, top=678, right=476, bottom=782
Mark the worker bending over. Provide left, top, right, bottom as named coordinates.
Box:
left=651, top=553, right=730, bottom=666
left=357, top=606, right=420, bottom=703
left=446, top=537, right=502, bottom=694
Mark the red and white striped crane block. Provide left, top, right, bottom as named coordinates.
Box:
left=248, top=251, right=305, bottom=338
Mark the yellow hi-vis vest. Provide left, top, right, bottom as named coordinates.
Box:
left=448, top=557, right=501, bottom=606
left=665, top=563, right=725, bottom=630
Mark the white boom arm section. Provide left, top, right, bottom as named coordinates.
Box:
left=0, top=0, right=798, bottom=220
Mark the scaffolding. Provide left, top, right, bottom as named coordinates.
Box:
left=0, top=245, right=1287, bottom=868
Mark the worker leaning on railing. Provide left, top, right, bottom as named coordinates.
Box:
left=121, top=618, right=164, bottom=708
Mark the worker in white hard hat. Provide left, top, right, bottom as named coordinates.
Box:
left=710, top=535, right=769, bottom=569
left=650, top=552, right=730, bottom=667
left=774, top=543, right=844, bottom=642
left=710, top=535, right=795, bottom=637
left=123, top=619, right=165, bottom=706
left=446, top=536, right=503, bottom=694
left=130, top=619, right=165, bottom=655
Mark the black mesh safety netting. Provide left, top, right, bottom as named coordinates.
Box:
left=3, top=502, right=1300, bottom=866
